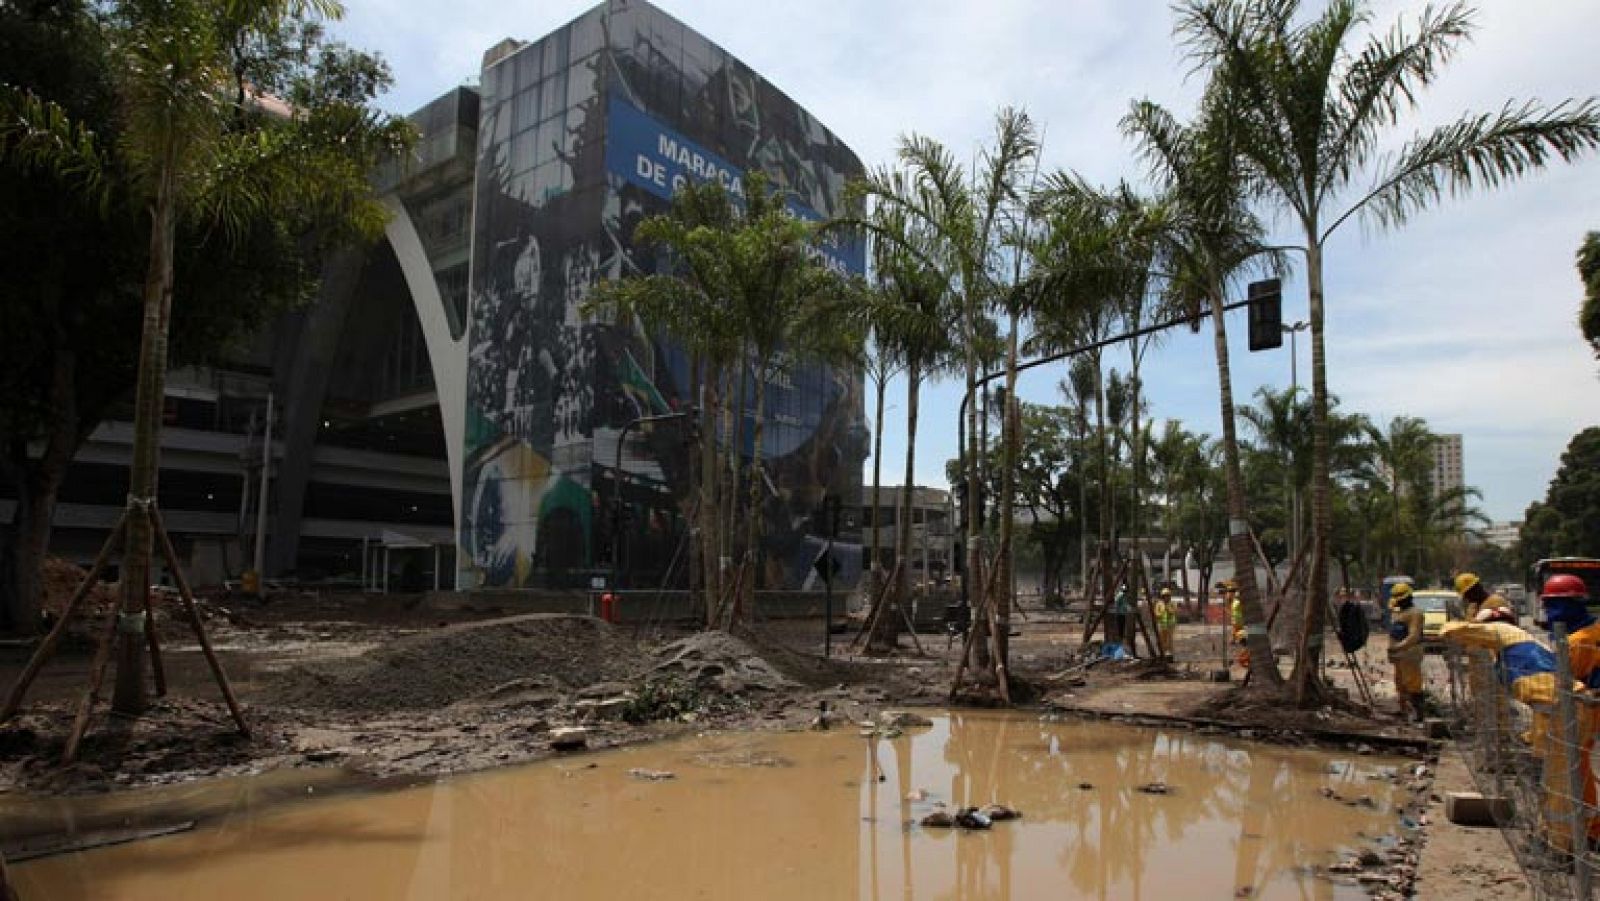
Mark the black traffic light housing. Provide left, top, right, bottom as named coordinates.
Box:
left=1247, top=278, right=1283, bottom=351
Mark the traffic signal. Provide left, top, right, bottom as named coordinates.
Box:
left=1247, top=279, right=1283, bottom=352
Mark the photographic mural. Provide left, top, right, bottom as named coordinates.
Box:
left=459, top=0, right=868, bottom=590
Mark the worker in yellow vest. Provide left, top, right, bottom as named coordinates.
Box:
left=1154, top=588, right=1178, bottom=661
left=1226, top=581, right=1248, bottom=669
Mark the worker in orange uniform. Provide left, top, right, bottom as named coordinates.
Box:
left=1539, top=574, right=1600, bottom=843
left=1455, top=572, right=1514, bottom=622
left=1387, top=583, right=1426, bottom=722
left=1154, top=588, right=1178, bottom=661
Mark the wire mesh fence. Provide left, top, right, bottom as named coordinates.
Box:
left=1441, top=623, right=1598, bottom=899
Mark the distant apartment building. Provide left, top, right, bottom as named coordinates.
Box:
left=1431, top=434, right=1464, bottom=500
left=859, top=486, right=953, bottom=585
left=1483, top=520, right=1522, bottom=550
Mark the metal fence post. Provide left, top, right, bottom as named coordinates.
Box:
left=1553, top=624, right=1593, bottom=898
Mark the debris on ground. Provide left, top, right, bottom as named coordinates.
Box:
left=1137, top=782, right=1171, bottom=795
left=627, top=768, right=675, bottom=781
left=954, top=807, right=992, bottom=830
left=649, top=632, right=796, bottom=695
left=266, top=615, right=642, bottom=712
left=981, top=804, right=1022, bottom=821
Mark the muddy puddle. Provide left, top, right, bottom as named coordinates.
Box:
left=9, top=711, right=1413, bottom=899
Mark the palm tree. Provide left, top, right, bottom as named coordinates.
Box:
left=853, top=110, right=1037, bottom=684
left=1176, top=0, right=1600, bottom=703
left=2, top=0, right=405, bottom=712
left=1122, top=83, right=1286, bottom=686
left=851, top=171, right=951, bottom=649
left=1366, top=415, right=1435, bottom=571
left=861, top=323, right=904, bottom=598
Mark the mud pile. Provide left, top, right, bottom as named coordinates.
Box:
left=266, top=614, right=643, bottom=713
left=40, top=557, right=119, bottom=617
left=649, top=631, right=797, bottom=694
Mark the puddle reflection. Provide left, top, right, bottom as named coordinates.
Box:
left=12, top=711, right=1404, bottom=899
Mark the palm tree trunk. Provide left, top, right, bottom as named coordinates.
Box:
left=875, top=361, right=921, bottom=649
left=1210, top=282, right=1280, bottom=687
left=3, top=339, right=78, bottom=635
left=738, top=368, right=767, bottom=624
left=1291, top=240, right=1330, bottom=703
left=869, top=371, right=887, bottom=585
left=995, top=309, right=1020, bottom=673
left=964, top=316, right=988, bottom=670
left=697, top=364, right=720, bottom=626
left=113, top=139, right=180, bottom=715
left=1094, top=356, right=1114, bottom=641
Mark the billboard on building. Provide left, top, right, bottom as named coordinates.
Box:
left=458, top=0, right=866, bottom=590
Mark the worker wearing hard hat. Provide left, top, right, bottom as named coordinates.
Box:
left=1440, top=595, right=1574, bottom=851
left=1455, top=572, right=1514, bottom=622
left=1225, top=581, right=1248, bottom=669
left=1387, top=583, right=1427, bottom=722
left=1154, top=588, right=1177, bottom=661
left=1539, top=574, right=1600, bottom=842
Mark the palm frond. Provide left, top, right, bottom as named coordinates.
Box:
left=0, top=84, right=109, bottom=204
left=1338, top=98, right=1600, bottom=238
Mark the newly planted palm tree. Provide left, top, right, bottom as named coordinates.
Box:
left=2, top=0, right=406, bottom=715
left=853, top=183, right=951, bottom=649
left=1122, top=85, right=1285, bottom=685
left=853, top=110, right=1036, bottom=685
left=1177, top=0, right=1600, bottom=702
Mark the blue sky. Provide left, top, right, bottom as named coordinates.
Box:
left=334, top=0, right=1600, bottom=523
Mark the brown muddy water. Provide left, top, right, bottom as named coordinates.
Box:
left=9, top=712, right=1413, bottom=899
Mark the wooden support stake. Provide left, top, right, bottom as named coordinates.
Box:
left=851, top=560, right=903, bottom=651
left=143, top=584, right=166, bottom=698
left=152, top=508, right=249, bottom=738
left=2, top=512, right=127, bottom=722
left=61, top=579, right=124, bottom=765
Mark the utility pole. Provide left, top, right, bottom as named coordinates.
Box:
left=1281, top=321, right=1309, bottom=562
left=252, top=391, right=274, bottom=596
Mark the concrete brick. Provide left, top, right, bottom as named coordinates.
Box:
left=1444, top=792, right=1513, bottom=827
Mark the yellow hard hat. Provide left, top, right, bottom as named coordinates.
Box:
left=1160, top=588, right=1172, bottom=597
left=1454, top=572, right=1481, bottom=595
left=1390, top=582, right=1413, bottom=603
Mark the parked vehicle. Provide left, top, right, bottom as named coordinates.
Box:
left=1412, top=590, right=1461, bottom=651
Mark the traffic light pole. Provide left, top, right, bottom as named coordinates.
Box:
left=955, top=294, right=1259, bottom=609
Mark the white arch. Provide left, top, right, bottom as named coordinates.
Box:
left=382, top=194, right=467, bottom=577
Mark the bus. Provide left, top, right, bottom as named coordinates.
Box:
left=1529, top=557, right=1600, bottom=620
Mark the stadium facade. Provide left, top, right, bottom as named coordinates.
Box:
left=1, top=0, right=867, bottom=594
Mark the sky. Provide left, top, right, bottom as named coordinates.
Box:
left=332, top=0, right=1600, bottom=523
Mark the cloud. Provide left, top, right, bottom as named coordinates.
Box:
left=331, top=0, right=1600, bottom=523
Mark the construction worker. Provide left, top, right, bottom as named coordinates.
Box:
left=1112, top=584, right=1131, bottom=651
left=1455, top=572, right=1514, bottom=622
left=1539, top=574, right=1600, bottom=842
left=1227, top=581, right=1249, bottom=669
left=1439, top=612, right=1576, bottom=850
left=1155, top=588, right=1178, bottom=661
left=1387, top=583, right=1427, bottom=722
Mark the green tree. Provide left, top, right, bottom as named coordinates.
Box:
left=850, top=170, right=952, bottom=649
left=1520, top=427, right=1600, bottom=565
left=1122, top=81, right=1285, bottom=685
left=0, top=0, right=406, bottom=662
left=1175, top=0, right=1600, bottom=703
left=586, top=174, right=846, bottom=626
left=1579, top=232, right=1600, bottom=359
left=855, top=110, right=1037, bottom=686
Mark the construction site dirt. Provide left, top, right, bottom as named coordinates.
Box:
left=0, top=592, right=1515, bottom=898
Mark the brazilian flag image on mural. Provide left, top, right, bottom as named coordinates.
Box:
left=458, top=0, right=867, bottom=590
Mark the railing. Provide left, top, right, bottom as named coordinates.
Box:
left=1441, top=624, right=1597, bottom=899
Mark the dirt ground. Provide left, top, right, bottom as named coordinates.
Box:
left=0, top=593, right=1517, bottom=898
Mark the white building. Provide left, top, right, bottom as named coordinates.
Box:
left=1482, top=520, right=1522, bottom=550
left=859, top=486, right=953, bottom=586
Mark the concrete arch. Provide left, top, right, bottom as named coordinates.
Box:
left=382, top=194, right=467, bottom=553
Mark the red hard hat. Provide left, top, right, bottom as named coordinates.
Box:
left=1541, top=574, right=1589, bottom=600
